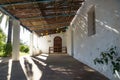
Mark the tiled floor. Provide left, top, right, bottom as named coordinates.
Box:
left=0, top=53, right=109, bottom=80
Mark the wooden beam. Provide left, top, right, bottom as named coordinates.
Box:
left=20, top=24, right=32, bottom=32
left=31, top=23, right=69, bottom=31
left=35, top=26, right=67, bottom=31
left=0, top=6, right=32, bottom=32
left=6, top=5, right=80, bottom=11
left=0, top=0, right=55, bottom=7
left=0, top=6, right=16, bottom=19
left=36, top=28, right=67, bottom=36
left=35, top=26, right=67, bottom=36
left=1, top=0, right=83, bottom=7
left=20, top=13, right=75, bottom=20
left=30, top=22, right=70, bottom=27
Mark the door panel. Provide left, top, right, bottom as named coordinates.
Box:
left=54, top=36, right=62, bottom=52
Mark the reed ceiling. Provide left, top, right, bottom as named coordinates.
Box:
left=0, top=0, right=84, bottom=36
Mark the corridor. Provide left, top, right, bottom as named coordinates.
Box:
left=0, top=53, right=109, bottom=80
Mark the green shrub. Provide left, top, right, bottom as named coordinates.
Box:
left=24, top=47, right=29, bottom=53
left=0, top=28, right=6, bottom=42
left=0, top=41, right=5, bottom=52
left=20, top=45, right=29, bottom=53
left=20, top=45, right=25, bottom=52
left=0, top=28, right=10, bottom=57
left=0, top=28, right=6, bottom=52
left=3, top=43, right=12, bottom=57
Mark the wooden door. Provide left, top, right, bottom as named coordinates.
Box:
left=54, top=36, right=62, bottom=52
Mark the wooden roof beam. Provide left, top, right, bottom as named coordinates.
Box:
left=20, top=13, right=76, bottom=20
left=34, top=26, right=67, bottom=31
left=6, top=3, right=81, bottom=10
left=29, top=22, right=70, bottom=28
left=6, top=5, right=80, bottom=12
left=36, top=29, right=66, bottom=36
left=0, top=0, right=55, bottom=7
left=0, top=6, right=32, bottom=32
left=30, top=24, right=69, bottom=30
left=0, top=6, right=16, bottom=19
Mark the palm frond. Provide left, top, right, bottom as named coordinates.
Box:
left=0, top=13, right=4, bottom=24
left=5, top=16, right=9, bottom=29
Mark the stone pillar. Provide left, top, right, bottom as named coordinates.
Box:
left=30, top=32, right=33, bottom=56
left=12, top=19, right=20, bottom=60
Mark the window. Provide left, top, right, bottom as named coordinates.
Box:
left=88, top=5, right=95, bottom=36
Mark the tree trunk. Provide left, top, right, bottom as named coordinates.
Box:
left=7, top=17, right=12, bottom=43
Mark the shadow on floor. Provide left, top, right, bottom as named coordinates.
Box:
left=32, top=54, right=109, bottom=80
left=10, top=61, right=27, bottom=80
left=0, top=53, right=109, bottom=80
left=0, top=61, right=9, bottom=80
left=0, top=60, right=26, bottom=80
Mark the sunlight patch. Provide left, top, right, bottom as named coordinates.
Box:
left=7, top=59, right=12, bottom=80
left=37, top=55, right=47, bottom=60
left=115, top=70, right=120, bottom=79
left=20, top=57, right=43, bottom=80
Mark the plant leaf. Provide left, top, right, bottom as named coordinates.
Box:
left=107, top=54, right=113, bottom=60
left=104, top=58, right=108, bottom=64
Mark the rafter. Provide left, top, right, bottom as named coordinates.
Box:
left=0, top=6, right=16, bottom=19
left=0, top=0, right=84, bottom=35
left=6, top=5, right=81, bottom=11
left=30, top=23, right=69, bottom=31
left=29, top=22, right=70, bottom=27
left=1, top=0, right=83, bottom=8
left=0, top=6, right=32, bottom=32
left=20, top=13, right=76, bottom=20
left=35, top=26, right=67, bottom=31
left=36, top=28, right=66, bottom=36
left=0, top=0, right=55, bottom=7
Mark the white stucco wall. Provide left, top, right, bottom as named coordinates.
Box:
left=67, top=0, right=120, bottom=80
left=38, top=33, right=66, bottom=53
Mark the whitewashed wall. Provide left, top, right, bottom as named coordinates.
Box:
left=38, top=33, right=66, bottom=53
left=67, top=0, right=120, bottom=80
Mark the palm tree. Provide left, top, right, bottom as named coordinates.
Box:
left=0, top=13, right=4, bottom=23
left=0, top=12, right=13, bottom=56
left=0, top=12, right=12, bottom=43
left=7, top=17, right=12, bottom=43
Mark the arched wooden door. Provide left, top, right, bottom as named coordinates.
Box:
left=54, top=36, right=62, bottom=52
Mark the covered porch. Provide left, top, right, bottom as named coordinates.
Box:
left=0, top=0, right=120, bottom=80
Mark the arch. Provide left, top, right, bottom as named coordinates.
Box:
left=54, top=36, right=62, bottom=52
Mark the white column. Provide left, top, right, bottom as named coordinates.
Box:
left=37, top=36, right=40, bottom=53
left=37, top=36, right=40, bottom=54
left=30, top=32, right=33, bottom=56
left=37, top=35, right=39, bottom=53
left=33, top=32, right=35, bottom=55
left=12, top=19, right=20, bottom=60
